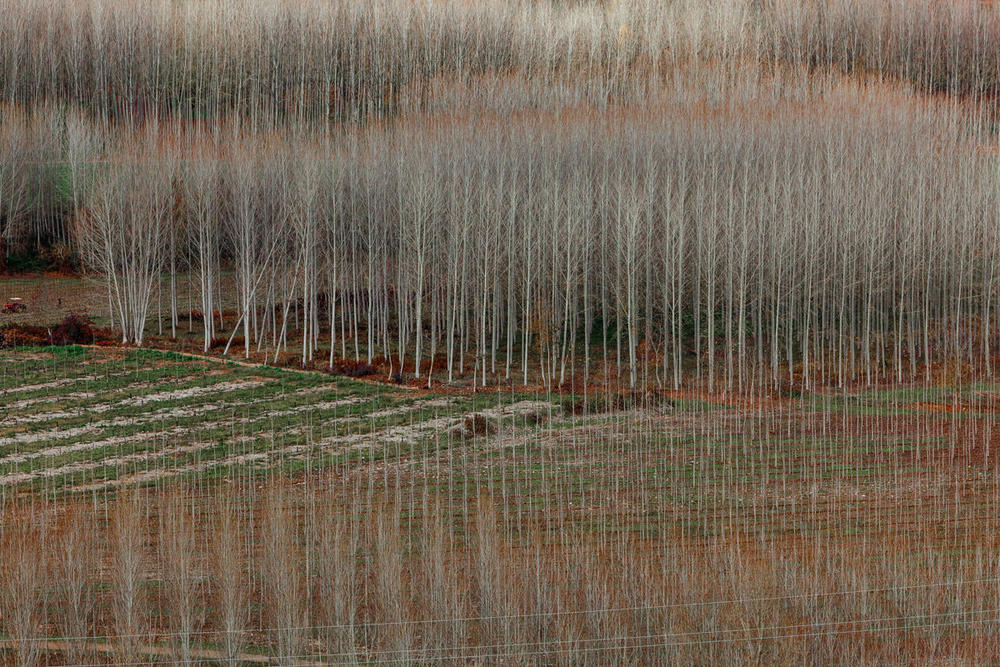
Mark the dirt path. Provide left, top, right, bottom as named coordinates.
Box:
left=0, top=378, right=268, bottom=425
left=0, top=374, right=99, bottom=395
left=0, top=382, right=344, bottom=447
left=0, top=396, right=371, bottom=484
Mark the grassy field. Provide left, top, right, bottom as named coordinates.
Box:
left=9, top=345, right=997, bottom=539
left=0, top=346, right=558, bottom=497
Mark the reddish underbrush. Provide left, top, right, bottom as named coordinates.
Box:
left=327, top=357, right=376, bottom=378
left=0, top=314, right=109, bottom=348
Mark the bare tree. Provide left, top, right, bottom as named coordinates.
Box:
left=111, top=493, right=147, bottom=666
left=261, top=487, right=308, bottom=665
left=0, top=504, right=48, bottom=667
left=160, top=491, right=202, bottom=665
left=54, top=506, right=97, bottom=666
left=212, top=496, right=248, bottom=667
left=77, top=158, right=171, bottom=344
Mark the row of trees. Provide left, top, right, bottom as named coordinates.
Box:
left=46, top=82, right=999, bottom=391
left=7, top=479, right=993, bottom=666
left=0, top=106, right=82, bottom=263
left=766, top=0, right=1000, bottom=99
left=3, top=0, right=1000, bottom=124
left=0, top=0, right=751, bottom=123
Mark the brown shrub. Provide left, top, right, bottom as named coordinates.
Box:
left=328, top=357, right=376, bottom=378
left=463, top=413, right=497, bottom=436
left=50, top=314, right=95, bottom=345
left=210, top=336, right=244, bottom=350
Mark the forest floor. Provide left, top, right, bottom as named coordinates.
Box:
left=1, top=273, right=728, bottom=397
left=5, top=273, right=983, bottom=400
left=1, top=274, right=109, bottom=326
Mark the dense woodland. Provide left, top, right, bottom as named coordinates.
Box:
left=3, top=0, right=1000, bottom=390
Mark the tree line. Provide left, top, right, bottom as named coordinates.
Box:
left=0, top=0, right=751, bottom=124
left=3, top=0, right=999, bottom=124
left=6, top=84, right=988, bottom=391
